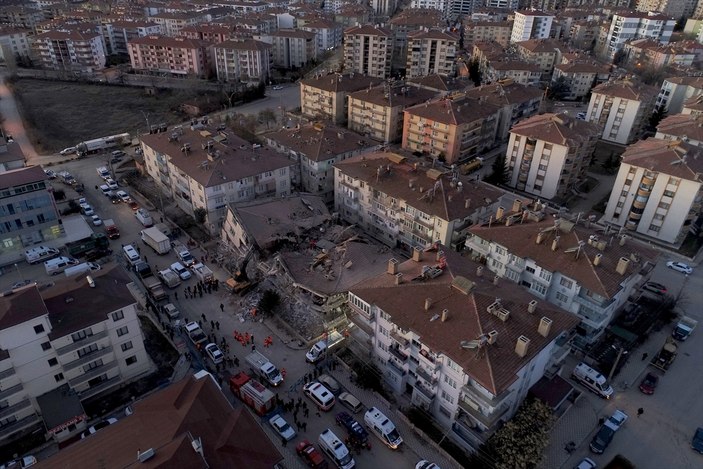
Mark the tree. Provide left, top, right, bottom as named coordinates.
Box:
left=648, top=106, right=667, bottom=132
left=547, top=76, right=571, bottom=101
left=258, top=108, right=277, bottom=129
left=193, top=207, right=207, bottom=224
left=258, top=289, right=281, bottom=315
left=484, top=398, right=555, bottom=469
left=485, top=153, right=508, bottom=185
left=468, top=59, right=482, bottom=87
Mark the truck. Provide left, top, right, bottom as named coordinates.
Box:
left=141, top=227, right=170, bottom=254
left=66, top=233, right=110, bottom=259
left=672, top=316, right=697, bottom=341
left=76, top=133, right=130, bottom=156
left=134, top=261, right=167, bottom=301
left=135, top=209, right=153, bottom=227
left=183, top=321, right=208, bottom=348
left=103, top=219, right=120, bottom=239
left=229, top=372, right=276, bottom=416
left=246, top=351, right=284, bottom=387
left=192, top=263, right=214, bottom=282
left=159, top=269, right=181, bottom=288
left=650, top=338, right=678, bottom=372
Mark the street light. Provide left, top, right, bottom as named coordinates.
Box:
left=140, top=111, right=150, bottom=135
left=14, top=263, right=24, bottom=282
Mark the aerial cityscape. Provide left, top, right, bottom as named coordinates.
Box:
left=0, top=0, right=702, bottom=468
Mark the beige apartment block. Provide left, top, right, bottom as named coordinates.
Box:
left=344, top=24, right=393, bottom=78
left=405, top=29, right=458, bottom=78
left=128, top=35, right=211, bottom=78
left=269, top=29, right=316, bottom=68
left=151, top=12, right=205, bottom=37
left=552, top=62, right=605, bottom=101
left=464, top=20, right=513, bottom=47
left=515, top=38, right=563, bottom=82
left=388, top=8, right=444, bottom=69
left=300, top=73, right=384, bottom=124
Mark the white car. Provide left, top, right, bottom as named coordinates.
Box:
left=0, top=455, right=37, bottom=468
left=574, top=458, right=597, bottom=469
left=81, top=418, right=118, bottom=439
left=269, top=414, right=296, bottom=441
left=116, top=190, right=131, bottom=202
left=105, top=178, right=118, bottom=190
left=170, top=262, right=192, bottom=280
left=90, top=215, right=102, bottom=226
left=666, top=261, right=693, bottom=274
left=416, top=461, right=440, bottom=469
left=60, top=147, right=76, bottom=155
left=43, top=169, right=56, bottom=179
left=604, top=409, right=628, bottom=431
left=205, top=343, right=224, bottom=364
left=81, top=205, right=95, bottom=216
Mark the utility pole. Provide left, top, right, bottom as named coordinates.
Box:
left=608, top=346, right=628, bottom=382
left=140, top=111, right=150, bottom=135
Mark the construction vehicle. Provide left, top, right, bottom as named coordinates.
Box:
left=225, top=246, right=256, bottom=295
left=672, top=316, right=697, bottom=341
left=246, top=351, right=284, bottom=387
left=650, top=338, right=678, bottom=372
left=229, top=372, right=276, bottom=416
left=66, top=233, right=110, bottom=258
left=103, top=219, right=120, bottom=239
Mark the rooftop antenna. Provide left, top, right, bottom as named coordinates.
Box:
left=563, top=240, right=586, bottom=259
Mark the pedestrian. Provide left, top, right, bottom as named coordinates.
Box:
left=295, top=402, right=300, bottom=412
left=295, top=420, right=300, bottom=431
left=599, top=417, right=605, bottom=426
left=281, top=368, right=287, bottom=379
left=198, top=320, right=203, bottom=328
left=251, top=335, right=255, bottom=345
left=641, top=352, right=648, bottom=361
left=201, top=313, right=206, bottom=322
left=144, top=255, right=148, bottom=263
left=302, top=421, right=307, bottom=432
left=220, top=303, right=224, bottom=312
left=297, top=397, right=302, bottom=406
left=174, top=291, right=178, bottom=301
left=199, top=290, right=203, bottom=298
left=216, top=321, right=220, bottom=330
left=188, top=286, right=192, bottom=294
left=315, top=411, right=321, bottom=418
left=95, top=185, right=99, bottom=190
left=304, top=407, right=309, bottom=418
left=281, top=437, right=287, bottom=448
left=302, top=401, right=307, bottom=411
left=211, top=320, right=215, bottom=329
left=160, top=217, right=164, bottom=223
left=637, top=407, right=644, bottom=417
left=234, top=356, right=239, bottom=367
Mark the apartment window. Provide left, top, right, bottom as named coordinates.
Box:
left=121, top=341, right=133, bottom=352
left=48, top=357, right=58, bottom=367
left=556, top=292, right=569, bottom=303
left=41, top=341, right=51, bottom=351
left=648, top=224, right=660, bottom=232
left=78, top=344, right=98, bottom=357
left=446, top=357, right=461, bottom=373
left=532, top=283, right=547, bottom=295
left=440, top=390, right=455, bottom=404
left=71, top=329, right=93, bottom=342
left=658, top=202, right=670, bottom=209
left=116, top=326, right=129, bottom=337
left=34, top=324, right=45, bottom=334
left=438, top=406, right=451, bottom=418
left=495, top=247, right=506, bottom=256
left=125, top=356, right=137, bottom=366
left=525, top=266, right=536, bottom=274
left=491, top=259, right=503, bottom=270
left=539, top=270, right=552, bottom=282
left=443, top=375, right=457, bottom=389
left=112, top=310, right=124, bottom=321
left=560, top=278, right=573, bottom=289
left=663, top=190, right=675, bottom=198
left=54, top=373, right=64, bottom=382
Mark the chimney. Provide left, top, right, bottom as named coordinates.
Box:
left=619, top=235, right=627, bottom=246
left=436, top=249, right=443, bottom=261
left=616, top=256, right=630, bottom=275
left=528, top=300, right=537, bottom=313
left=536, top=232, right=545, bottom=244
left=412, top=247, right=422, bottom=262
left=425, top=297, right=432, bottom=311
left=487, top=330, right=498, bottom=344
left=551, top=235, right=560, bottom=251
left=593, top=253, right=602, bottom=266
left=493, top=275, right=499, bottom=285
left=476, top=266, right=483, bottom=277
left=512, top=199, right=522, bottom=212
left=465, top=198, right=471, bottom=209
left=515, top=335, right=530, bottom=357
left=496, top=206, right=505, bottom=219
left=395, top=273, right=403, bottom=285
left=538, top=317, right=552, bottom=337
left=387, top=258, right=398, bottom=275
left=86, top=275, right=95, bottom=288
left=441, top=309, right=449, bottom=322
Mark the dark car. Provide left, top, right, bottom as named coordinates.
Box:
left=335, top=411, right=369, bottom=449
left=295, top=440, right=328, bottom=468
left=590, top=425, right=615, bottom=454
left=642, top=282, right=667, bottom=295
left=639, top=372, right=659, bottom=395
left=693, top=427, right=703, bottom=454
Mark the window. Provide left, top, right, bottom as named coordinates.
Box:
left=446, top=357, right=461, bottom=373
left=48, top=357, right=58, bottom=367
left=539, top=269, right=552, bottom=282
left=54, top=373, right=64, bottom=382
left=443, top=375, right=457, bottom=389
left=112, top=310, right=124, bottom=321
left=648, top=224, right=660, bottom=232
left=121, top=341, right=133, bottom=352
left=560, top=277, right=573, bottom=289
left=532, top=283, right=547, bottom=295
left=556, top=292, right=569, bottom=303
left=379, top=326, right=389, bottom=337
left=440, top=390, right=455, bottom=404
left=663, top=190, right=675, bottom=198
left=71, top=329, right=93, bottom=342
left=125, top=356, right=137, bottom=366
left=34, top=324, right=45, bottom=334
left=525, top=266, right=536, bottom=274
left=41, top=341, right=51, bottom=351
left=116, top=326, right=129, bottom=337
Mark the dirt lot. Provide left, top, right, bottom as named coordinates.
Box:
left=10, top=79, right=196, bottom=152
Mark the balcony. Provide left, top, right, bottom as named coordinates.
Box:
left=412, top=381, right=435, bottom=401
left=386, top=358, right=406, bottom=378
left=418, top=348, right=440, bottom=371
left=389, top=345, right=408, bottom=363
left=77, top=375, right=122, bottom=400
left=415, top=366, right=437, bottom=386
left=68, top=361, right=118, bottom=388
left=63, top=346, right=114, bottom=372
left=0, top=398, right=32, bottom=419
left=390, top=330, right=409, bottom=349
left=0, top=384, right=23, bottom=401
left=0, top=414, right=42, bottom=440
left=458, top=396, right=510, bottom=428
left=56, top=330, right=109, bottom=356
left=0, top=367, right=16, bottom=380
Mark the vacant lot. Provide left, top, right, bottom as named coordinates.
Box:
left=11, top=79, right=196, bottom=152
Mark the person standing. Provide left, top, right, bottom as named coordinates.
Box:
left=637, top=407, right=644, bottom=418
left=220, top=303, right=225, bottom=312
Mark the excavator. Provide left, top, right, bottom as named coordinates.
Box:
left=226, top=246, right=256, bottom=295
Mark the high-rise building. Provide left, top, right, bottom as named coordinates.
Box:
left=344, top=25, right=393, bottom=78
left=405, top=29, right=458, bottom=78
left=602, top=11, right=676, bottom=58
left=510, top=10, right=554, bottom=43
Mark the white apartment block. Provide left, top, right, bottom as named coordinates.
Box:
left=485, top=0, right=519, bottom=7
left=446, top=0, right=484, bottom=20
left=505, top=114, right=600, bottom=200
left=103, top=21, right=161, bottom=56
left=405, top=29, right=457, bottom=78
left=466, top=212, right=657, bottom=347
left=140, top=125, right=294, bottom=235
left=301, top=19, right=342, bottom=53
left=269, top=29, right=317, bottom=69
left=655, top=113, right=703, bottom=147
left=151, top=12, right=205, bottom=37
left=586, top=80, right=658, bottom=145
left=410, top=0, right=447, bottom=11
left=656, top=76, right=703, bottom=114
left=636, top=0, right=696, bottom=20
left=0, top=266, right=150, bottom=445
left=510, top=10, right=554, bottom=43
left=347, top=249, right=578, bottom=448
left=32, top=30, right=105, bottom=71
left=603, top=138, right=703, bottom=245
left=344, top=25, right=393, bottom=79
left=0, top=27, right=32, bottom=65
left=603, top=12, right=675, bottom=58
left=213, top=39, right=272, bottom=84
left=373, top=0, right=398, bottom=16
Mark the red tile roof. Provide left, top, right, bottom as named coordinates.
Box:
left=591, top=79, right=658, bottom=102
left=620, top=137, right=703, bottom=181
left=404, top=97, right=501, bottom=126
left=265, top=124, right=378, bottom=162
left=509, top=113, right=600, bottom=146
left=0, top=165, right=46, bottom=189
left=344, top=24, right=392, bottom=36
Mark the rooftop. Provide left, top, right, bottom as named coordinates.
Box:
left=464, top=80, right=543, bottom=107
left=0, top=284, right=48, bottom=330
left=664, top=76, right=703, bottom=88
left=490, top=60, right=541, bottom=72
left=656, top=114, right=703, bottom=142
left=516, top=38, right=563, bottom=53
left=592, top=79, right=658, bottom=101
left=509, top=113, right=600, bottom=147
left=0, top=165, right=46, bottom=189
left=129, top=35, right=209, bottom=48
left=300, top=73, right=383, bottom=93
left=271, top=28, right=316, bottom=39
left=620, top=137, right=703, bottom=182
left=404, top=96, right=501, bottom=127
left=349, top=83, right=438, bottom=108
left=389, top=8, right=443, bottom=27
left=406, top=74, right=471, bottom=93
left=344, top=24, right=392, bottom=37
left=350, top=246, right=578, bottom=395
left=407, top=29, right=458, bottom=42
left=214, top=39, right=271, bottom=51
left=265, top=124, right=377, bottom=162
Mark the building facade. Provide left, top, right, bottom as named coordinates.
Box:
left=405, top=29, right=457, bottom=78
left=32, top=30, right=105, bottom=71
left=656, top=76, right=703, bottom=114
left=269, top=29, right=316, bottom=68
left=510, top=10, right=554, bottom=43
left=213, top=39, right=272, bottom=84
left=127, top=36, right=211, bottom=78
left=602, top=12, right=676, bottom=58
left=300, top=74, right=384, bottom=124
left=344, top=25, right=393, bottom=78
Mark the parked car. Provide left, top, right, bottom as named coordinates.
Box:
left=416, top=461, right=441, bottom=469
left=128, top=201, right=139, bottom=211
left=666, top=261, right=693, bottom=274
left=574, top=458, right=597, bottom=469
left=604, top=409, right=628, bottom=431
left=269, top=414, right=296, bottom=441
left=105, top=178, right=118, bottom=190
left=639, top=372, right=659, bottom=395
left=589, top=425, right=615, bottom=454
left=295, top=440, right=328, bottom=468
left=318, top=374, right=341, bottom=395
left=642, top=281, right=667, bottom=295
left=692, top=427, right=703, bottom=454
left=335, top=411, right=369, bottom=448
left=91, top=215, right=102, bottom=226
left=116, top=190, right=131, bottom=202
left=205, top=343, right=224, bottom=365
left=81, top=205, right=95, bottom=216
left=338, top=391, right=363, bottom=413
left=44, top=169, right=56, bottom=179
left=60, top=146, right=76, bottom=155
left=81, top=418, right=118, bottom=439
left=170, top=262, right=192, bottom=280
left=0, top=455, right=37, bottom=468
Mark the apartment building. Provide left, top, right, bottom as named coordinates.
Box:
left=485, top=60, right=542, bottom=87
left=484, top=0, right=519, bottom=7
left=516, top=38, right=563, bottom=82
left=269, top=29, right=316, bottom=68
left=0, top=5, right=43, bottom=31
left=151, top=12, right=205, bottom=37
left=213, top=39, right=272, bottom=84
left=179, top=23, right=233, bottom=44
left=510, top=10, right=554, bottom=43
left=300, top=73, right=383, bottom=124
left=466, top=209, right=657, bottom=347
left=344, top=24, right=393, bottom=78
left=335, top=4, right=373, bottom=28
left=372, top=0, right=398, bottom=16
left=405, top=29, right=457, bottom=78
left=300, top=19, right=342, bottom=53
left=402, top=97, right=501, bottom=164
left=602, top=11, right=676, bottom=58
left=264, top=124, right=380, bottom=204
left=683, top=95, right=703, bottom=116
left=602, top=138, right=703, bottom=245
left=464, top=80, right=544, bottom=144
left=586, top=80, right=658, bottom=145
left=568, top=20, right=601, bottom=51
left=656, top=76, right=703, bottom=114
left=0, top=166, right=64, bottom=261
left=552, top=62, right=605, bottom=101
left=140, top=126, right=294, bottom=234
left=334, top=152, right=509, bottom=249
left=410, top=0, right=447, bottom=11
left=464, top=21, right=513, bottom=47
left=622, top=39, right=696, bottom=70
left=636, top=0, right=697, bottom=19
left=127, top=36, right=211, bottom=78
left=407, top=74, right=471, bottom=93
left=348, top=83, right=438, bottom=143
left=103, top=20, right=161, bottom=56
left=505, top=114, right=600, bottom=200
left=32, top=30, right=105, bottom=71
left=0, top=265, right=150, bottom=445
left=388, top=8, right=444, bottom=70
left=0, top=27, right=32, bottom=65
left=347, top=246, right=578, bottom=448
left=0, top=133, right=24, bottom=172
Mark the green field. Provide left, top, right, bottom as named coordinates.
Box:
left=11, top=79, right=195, bottom=152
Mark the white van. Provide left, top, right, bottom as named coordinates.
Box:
left=303, top=382, right=335, bottom=411
left=64, top=262, right=101, bottom=277
left=318, top=429, right=355, bottom=469
left=306, top=340, right=327, bottom=363
left=364, top=407, right=402, bottom=449
left=122, top=245, right=141, bottom=266
left=96, top=166, right=110, bottom=179
left=45, top=256, right=79, bottom=275
left=571, top=362, right=614, bottom=399
left=135, top=209, right=153, bottom=227
left=25, top=246, right=60, bottom=264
